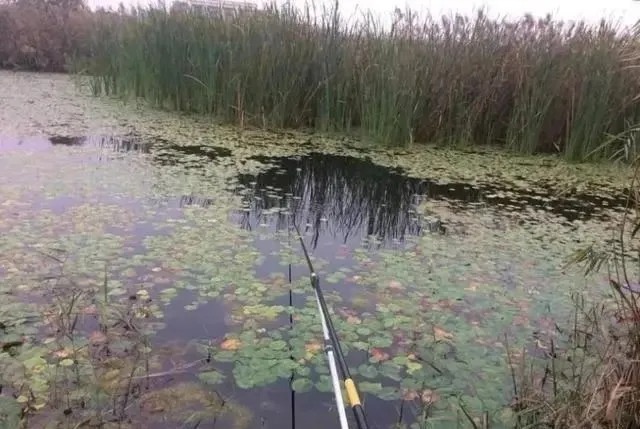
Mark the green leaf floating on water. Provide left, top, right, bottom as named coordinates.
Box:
left=60, top=358, right=75, bottom=367
left=269, top=340, right=287, bottom=350
left=351, top=341, right=369, bottom=351
left=382, top=318, right=395, bottom=329
left=378, top=386, right=400, bottom=401
left=400, top=378, right=422, bottom=391
left=369, top=335, right=393, bottom=348
left=356, top=327, right=371, bottom=336
left=243, top=304, right=285, bottom=321
left=406, top=361, right=422, bottom=375
left=23, top=355, right=47, bottom=370
left=358, top=382, right=383, bottom=395
left=291, top=378, right=313, bottom=393
left=295, top=366, right=311, bottom=377
left=392, top=356, right=408, bottom=366
left=198, top=370, right=225, bottom=385
left=0, top=396, right=21, bottom=428
left=379, top=361, right=403, bottom=381
left=315, top=375, right=333, bottom=393
left=160, top=287, right=178, bottom=301
left=326, top=272, right=346, bottom=284
left=357, top=364, right=378, bottom=379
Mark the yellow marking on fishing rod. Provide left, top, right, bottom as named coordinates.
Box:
left=344, top=379, right=361, bottom=406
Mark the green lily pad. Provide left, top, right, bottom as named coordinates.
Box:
left=315, top=375, right=333, bottom=393
left=358, top=382, right=383, bottom=395
left=357, top=364, right=378, bottom=379
left=0, top=396, right=21, bottom=428
left=198, top=370, right=225, bottom=385
left=356, top=327, right=372, bottom=336
left=291, top=378, right=313, bottom=393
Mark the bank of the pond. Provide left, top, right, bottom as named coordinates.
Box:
left=3, top=0, right=640, bottom=161
left=0, top=72, right=631, bottom=192
left=0, top=71, right=633, bottom=429
left=84, top=4, right=640, bottom=161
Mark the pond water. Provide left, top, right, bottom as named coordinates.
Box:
left=0, top=72, right=629, bottom=429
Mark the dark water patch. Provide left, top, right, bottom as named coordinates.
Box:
left=235, top=153, right=627, bottom=245
left=49, top=135, right=84, bottom=146
left=235, top=153, right=430, bottom=248
left=155, top=291, right=229, bottom=344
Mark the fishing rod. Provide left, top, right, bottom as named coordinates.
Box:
left=293, top=222, right=370, bottom=429
left=287, top=218, right=296, bottom=429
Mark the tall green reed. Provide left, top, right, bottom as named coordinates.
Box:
left=84, top=3, right=640, bottom=161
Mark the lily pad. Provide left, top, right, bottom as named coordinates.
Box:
left=198, top=370, right=225, bottom=385
left=291, top=377, right=313, bottom=393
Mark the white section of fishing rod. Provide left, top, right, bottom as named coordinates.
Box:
left=327, top=349, right=349, bottom=429
left=314, top=285, right=349, bottom=429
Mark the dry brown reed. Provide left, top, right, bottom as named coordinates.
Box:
left=0, top=0, right=91, bottom=71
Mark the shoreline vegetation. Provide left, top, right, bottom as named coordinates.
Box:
left=513, top=165, right=640, bottom=428
left=1, top=0, right=640, bottom=160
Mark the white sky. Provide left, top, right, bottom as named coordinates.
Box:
left=88, top=0, right=640, bottom=28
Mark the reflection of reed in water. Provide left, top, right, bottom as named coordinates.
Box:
left=49, top=135, right=151, bottom=153
left=179, top=195, right=215, bottom=208
left=236, top=153, right=429, bottom=248
left=237, top=152, right=632, bottom=233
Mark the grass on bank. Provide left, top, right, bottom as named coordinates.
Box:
left=81, top=3, right=640, bottom=160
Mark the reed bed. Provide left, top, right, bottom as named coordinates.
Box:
left=2, top=0, right=638, bottom=160
left=82, top=4, right=640, bottom=160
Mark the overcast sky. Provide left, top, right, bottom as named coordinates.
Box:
left=87, top=0, right=640, bottom=28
